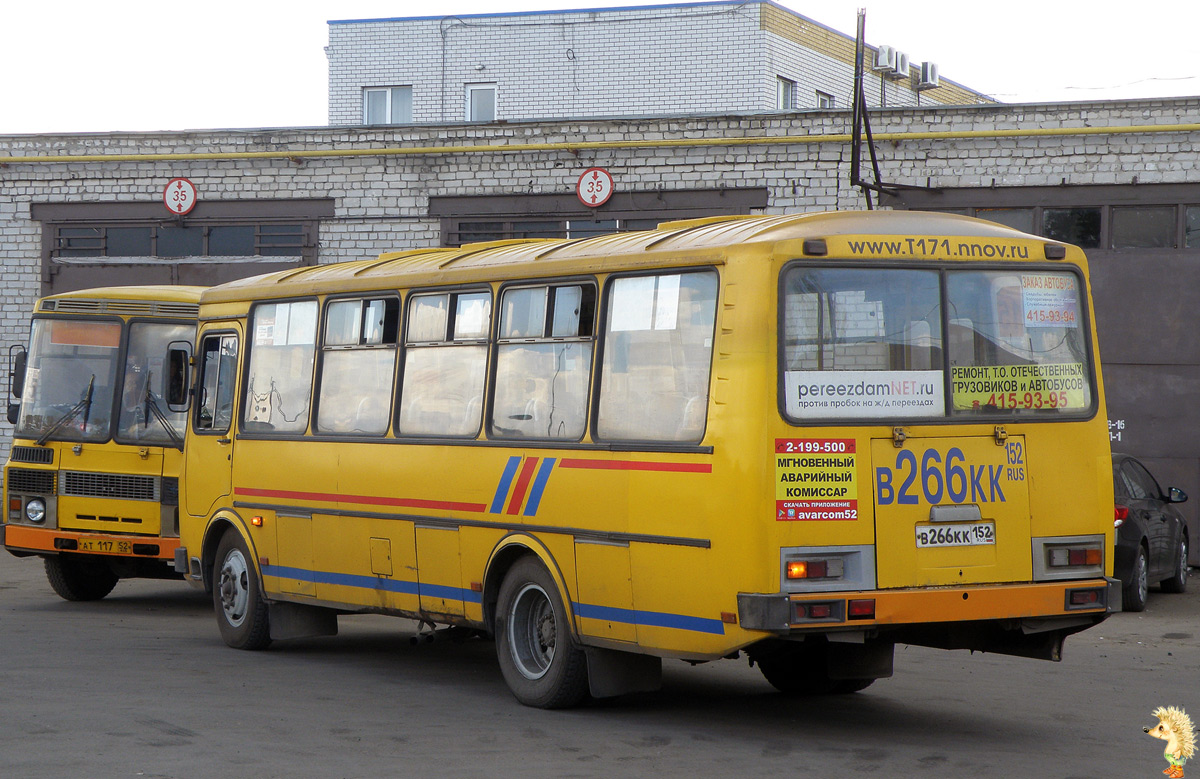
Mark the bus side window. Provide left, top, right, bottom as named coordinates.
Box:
left=244, top=300, right=318, bottom=434
left=596, top=271, right=717, bottom=443
left=491, top=284, right=594, bottom=440
left=398, top=290, right=491, bottom=437
left=196, top=335, right=238, bottom=433
left=316, top=297, right=399, bottom=436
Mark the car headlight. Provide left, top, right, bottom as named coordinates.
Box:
left=25, top=498, right=46, bottom=524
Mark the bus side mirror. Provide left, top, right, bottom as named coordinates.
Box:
left=9, top=345, right=27, bottom=400
left=166, top=342, right=193, bottom=412
left=7, top=345, right=26, bottom=424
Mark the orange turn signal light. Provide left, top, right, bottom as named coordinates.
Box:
left=250, top=515, right=264, bottom=527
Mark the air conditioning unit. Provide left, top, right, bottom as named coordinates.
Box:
left=891, top=51, right=910, bottom=79
left=873, top=45, right=896, bottom=72
left=918, top=61, right=940, bottom=90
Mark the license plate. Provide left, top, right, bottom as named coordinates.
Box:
left=76, top=538, right=133, bottom=554
left=915, top=522, right=995, bottom=548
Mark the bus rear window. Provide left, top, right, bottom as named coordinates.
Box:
left=946, top=270, right=1091, bottom=415
left=780, top=266, right=1094, bottom=420
left=781, top=268, right=943, bottom=420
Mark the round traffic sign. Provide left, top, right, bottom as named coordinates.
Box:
left=163, top=178, right=198, bottom=215
left=576, top=168, right=614, bottom=207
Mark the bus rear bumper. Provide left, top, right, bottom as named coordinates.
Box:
left=739, top=578, right=1115, bottom=634
left=3, top=523, right=179, bottom=561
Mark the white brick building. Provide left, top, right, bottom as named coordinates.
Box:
left=3, top=97, right=1200, bottom=558
left=326, top=1, right=988, bottom=126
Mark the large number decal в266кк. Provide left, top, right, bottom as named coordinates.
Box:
left=875, top=441, right=1025, bottom=506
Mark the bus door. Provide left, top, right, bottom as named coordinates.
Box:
left=185, top=329, right=240, bottom=519
left=871, top=433, right=1032, bottom=588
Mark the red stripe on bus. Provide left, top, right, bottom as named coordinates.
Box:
left=557, top=459, right=712, bottom=473
left=235, top=487, right=487, bottom=514
left=506, top=457, right=540, bottom=515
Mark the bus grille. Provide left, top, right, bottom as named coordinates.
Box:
left=10, top=446, right=54, bottom=464
left=62, top=471, right=158, bottom=502
left=7, top=468, right=56, bottom=495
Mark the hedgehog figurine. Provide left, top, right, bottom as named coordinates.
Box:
left=1146, top=706, right=1197, bottom=778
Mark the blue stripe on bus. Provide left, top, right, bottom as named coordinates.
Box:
left=572, top=602, right=726, bottom=635
left=523, top=457, right=556, bottom=517
left=261, top=564, right=483, bottom=604
left=259, top=566, right=720, bottom=635
left=489, top=456, right=522, bottom=514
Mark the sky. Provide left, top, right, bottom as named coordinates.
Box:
left=2, top=0, right=1198, bottom=135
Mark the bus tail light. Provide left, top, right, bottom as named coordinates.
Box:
left=1049, top=547, right=1102, bottom=567
left=1033, top=535, right=1106, bottom=581
left=1114, top=504, right=1129, bottom=528
left=791, top=600, right=841, bottom=623
left=847, top=599, right=875, bottom=620
left=786, top=558, right=844, bottom=580
left=1066, top=586, right=1107, bottom=610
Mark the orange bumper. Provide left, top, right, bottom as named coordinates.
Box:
left=4, top=523, right=179, bottom=561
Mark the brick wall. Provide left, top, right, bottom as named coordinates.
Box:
left=2, top=97, right=1200, bottom=471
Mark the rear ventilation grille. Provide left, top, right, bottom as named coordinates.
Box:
left=62, top=471, right=158, bottom=502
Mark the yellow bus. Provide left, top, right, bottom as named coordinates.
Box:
left=167, top=211, right=1116, bottom=708
left=4, top=286, right=202, bottom=600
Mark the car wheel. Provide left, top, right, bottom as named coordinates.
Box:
left=44, top=556, right=119, bottom=601
left=494, top=556, right=589, bottom=709
left=1122, top=544, right=1149, bottom=612
left=213, top=531, right=272, bottom=650
left=1160, top=533, right=1189, bottom=594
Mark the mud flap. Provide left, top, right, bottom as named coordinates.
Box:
left=584, top=646, right=662, bottom=698
left=827, top=639, right=895, bottom=680
left=268, top=601, right=339, bottom=640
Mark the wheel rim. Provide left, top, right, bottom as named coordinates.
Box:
left=1180, top=537, right=1189, bottom=580
left=218, top=547, right=251, bottom=628
left=507, top=583, right=556, bottom=680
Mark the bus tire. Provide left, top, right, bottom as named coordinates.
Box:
left=1123, top=544, right=1149, bottom=612
left=494, top=556, right=589, bottom=709
left=213, top=531, right=271, bottom=650
left=1161, top=532, right=1189, bottom=594
left=756, top=643, right=874, bottom=696
left=44, top=556, right=119, bottom=601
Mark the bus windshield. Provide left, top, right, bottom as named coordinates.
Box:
left=16, top=318, right=121, bottom=443
left=781, top=266, right=1093, bottom=420
left=115, top=322, right=193, bottom=446
left=15, top=318, right=193, bottom=446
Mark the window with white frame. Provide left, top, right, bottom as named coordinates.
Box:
left=816, top=90, right=835, bottom=109
left=776, top=77, right=797, bottom=110
left=466, top=83, right=497, bottom=122
left=363, top=86, right=412, bottom=125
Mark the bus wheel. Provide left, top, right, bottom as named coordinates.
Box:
left=756, top=643, right=875, bottom=696
left=44, top=556, right=119, bottom=601
left=495, top=557, right=589, bottom=709
left=213, top=531, right=271, bottom=650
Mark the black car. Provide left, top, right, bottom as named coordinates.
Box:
left=1112, top=453, right=1190, bottom=611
